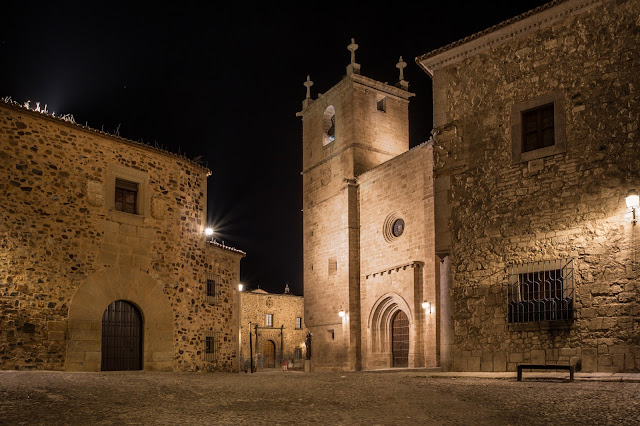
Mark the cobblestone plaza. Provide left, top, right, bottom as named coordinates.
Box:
left=1, top=371, right=639, bottom=424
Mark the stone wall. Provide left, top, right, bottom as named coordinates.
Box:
left=0, top=102, right=243, bottom=372
left=420, top=0, right=640, bottom=372
left=357, top=143, right=437, bottom=369
left=239, top=290, right=307, bottom=370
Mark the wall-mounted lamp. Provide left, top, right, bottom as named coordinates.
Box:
left=626, top=189, right=638, bottom=224
left=338, top=310, right=346, bottom=318
left=204, top=227, right=214, bottom=241
left=422, top=301, right=432, bottom=315
left=238, top=283, right=244, bottom=292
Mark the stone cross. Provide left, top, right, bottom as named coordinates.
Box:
left=347, top=38, right=359, bottom=64
left=304, top=75, right=314, bottom=100
left=396, top=56, right=407, bottom=82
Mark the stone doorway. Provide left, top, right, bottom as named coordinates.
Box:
left=392, top=310, right=409, bottom=367
left=263, top=340, right=276, bottom=368
left=101, top=300, right=143, bottom=371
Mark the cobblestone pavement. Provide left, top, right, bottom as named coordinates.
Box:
left=1, top=370, right=639, bottom=425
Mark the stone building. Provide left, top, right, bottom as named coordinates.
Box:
left=0, top=100, right=244, bottom=372
left=416, top=0, right=640, bottom=372
left=298, top=43, right=436, bottom=371
left=301, top=0, right=639, bottom=372
left=239, top=286, right=307, bottom=370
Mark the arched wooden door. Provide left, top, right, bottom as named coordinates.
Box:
left=392, top=310, right=409, bottom=368
left=263, top=340, right=276, bottom=368
left=101, top=300, right=143, bottom=371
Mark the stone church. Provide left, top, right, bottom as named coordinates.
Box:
left=301, top=0, right=640, bottom=372
left=0, top=101, right=244, bottom=372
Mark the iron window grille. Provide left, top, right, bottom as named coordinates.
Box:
left=205, top=273, right=219, bottom=304
left=296, top=317, right=302, bottom=329
left=266, top=314, right=273, bottom=327
left=204, top=331, right=219, bottom=362
left=295, top=347, right=303, bottom=360
left=506, top=258, right=574, bottom=324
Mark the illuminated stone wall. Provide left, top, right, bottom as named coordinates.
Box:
left=0, top=103, right=243, bottom=372
left=239, top=289, right=307, bottom=370
left=419, top=0, right=640, bottom=372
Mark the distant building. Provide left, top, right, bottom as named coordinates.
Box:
left=239, top=286, right=307, bottom=370
left=0, top=101, right=244, bottom=372
left=300, top=0, right=639, bottom=372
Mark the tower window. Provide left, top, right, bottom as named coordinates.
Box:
left=522, top=103, right=554, bottom=152
left=322, top=105, right=336, bottom=146
left=376, top=95, right=387, bottom=112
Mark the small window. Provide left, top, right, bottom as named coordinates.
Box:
left=205, top=273, right=219, bottom=303
left=522, top=103, right=554, bottom=153
left=322, top=105, right=336, bottom=146
left=295, top=347, right=303, bottom=360
left=114, top=178, right=138, bottom=214
left=376, top=95, right=386, bottom=112
left=296, top=317, right=302, bottom=329
left=204, top=332, right=218, bottom=361
left=506, top=258, right=574, bottom=324
left=328, top=257, right=337, bottom=275
left=266, top=313, right=273, bottom=327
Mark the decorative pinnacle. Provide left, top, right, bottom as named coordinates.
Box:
left=303, top=75, right=314, bottom=100
left=347, top=38, right=359, bottom=65
left=396, top=56, right=407, bottom=82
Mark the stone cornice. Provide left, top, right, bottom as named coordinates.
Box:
left=364, top=261, right=425, bottom=280
left=416, top=0, right=603, bottom=76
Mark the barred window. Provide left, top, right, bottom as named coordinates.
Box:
left=506, top=258, right=574, bottom=324
left=204, top=331, right=218, bottom=362
left=205, top=273, right=219, bottom=303
left=266, top=314, right=273, bottom=327
left=295, top=347, right=303, bottom=360
left=296, top=317, right=302, bottom=329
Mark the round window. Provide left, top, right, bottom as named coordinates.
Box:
left=392, top=218, right=405, bottom=237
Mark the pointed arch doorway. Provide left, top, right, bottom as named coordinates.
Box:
left=101, top=300, right=143, bottom=371
left=392, top=310, right=409, bottom=368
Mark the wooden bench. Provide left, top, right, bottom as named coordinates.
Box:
left=517, top=364, right=575, bottom=382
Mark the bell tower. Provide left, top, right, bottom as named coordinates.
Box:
left=298, top=40, right=414, bottom=371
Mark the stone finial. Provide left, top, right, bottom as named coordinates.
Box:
left=302, top=75, right=314, bottom=109
left=346, top=38, right=361, bottom=76
left=284, top=283, right=290, bottom=294
left=396, top=56, right=409, bottom=90
left=304, top=75, right=314, bottom=99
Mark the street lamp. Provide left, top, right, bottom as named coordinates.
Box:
left=204, top=227, right=214, bottom=241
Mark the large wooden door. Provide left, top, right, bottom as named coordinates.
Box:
left=101, top=300, right=142, bottom=371
left=392, top=310, right=409, bottom=368
left=263, top=340, right=276, bottom=368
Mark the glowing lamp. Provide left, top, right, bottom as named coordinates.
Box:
left=422, top=301, right=432, bottom=315
left=238, top=283, right=244, bottom=292
left=204, top=227, right=214, bottom=236
left=627, top=190, right=638, bottom=224
left=338, top=310, right=346, bottom=318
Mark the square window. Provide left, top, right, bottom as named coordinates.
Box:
left=296, top=317, right=302, bottom=329
left=266, top=313, right=273, bottom=327
left=506, top=258, right=574, bottom=324
left=114, top=178, right=138, bottom=214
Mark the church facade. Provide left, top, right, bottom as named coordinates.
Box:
left=301, top=0, right=639, bottom=372
left=0, top=101, right=244, bottom=372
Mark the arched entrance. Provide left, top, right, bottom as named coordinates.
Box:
left=101, top=300, right=143, bottom=371
left=263, top=340, right=276, bottom=368
left=392, top=310, right=409, bottom=367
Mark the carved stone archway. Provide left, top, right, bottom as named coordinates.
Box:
left=367, top=293, right=414, bottom=368
left=66, top=266, right=174, bottom=371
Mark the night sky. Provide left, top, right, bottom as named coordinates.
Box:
left=1, top=1, right=549, bottom=295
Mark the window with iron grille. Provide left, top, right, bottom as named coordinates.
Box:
left=205, top=273, right=219, bottom=304
left=266, top=313, right=273, bottom=327
left=204, top=331, right=218, bottom=362
left=296, top=317, right=302, bottom=329
left=114, top=178, right=138, bottom=214
left=295, top=347, right=303, bottom=360
left=506, top=258, right=574, bottom=324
